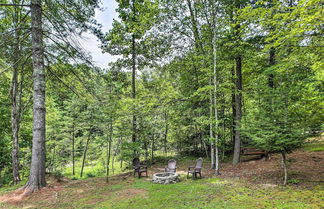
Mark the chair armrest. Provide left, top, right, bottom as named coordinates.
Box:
left=188, top=166, right=195, bottom=170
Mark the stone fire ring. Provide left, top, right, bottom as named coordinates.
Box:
left=152, top=172, right=180, bottom=184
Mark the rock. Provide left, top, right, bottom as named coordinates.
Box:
left=152, top=172, right=179, bottom=184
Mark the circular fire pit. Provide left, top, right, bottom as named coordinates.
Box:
left=152, top=172, right=180, bottom=184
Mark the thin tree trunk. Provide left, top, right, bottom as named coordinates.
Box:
left=72, top=125, right=75, bottom=176
left=164, top=111, right=168, bottom=155
left=233, top=55, right=242, bottom=165
left=52, top=141, right=55, bottom=172
left=209, top=77, right=215, bottom=169
left=231, top=66, right=236, bottom=149
left=131, top=34, right=136, bottom=143
left=151, top=135, right=155, bottom=164
left=145, top=140, right=148, bottom=161
left=212, top=28, right=220, bottom=175
left=268, top=47, right=275, bottom=88
left=11, top=0, right=22, bottom=185
left=202, top=132, right=209, bottom=158
left=11, top=43, right=21, bottom=185
left=281, top=152, right=287, bottom=185
left=106, top=122, right=113, bottom=183
left=22, top=0, right=46, bottom=194
left=80, top=132, right=91, bottom=177
left=112, top=154, right=115, bottom=175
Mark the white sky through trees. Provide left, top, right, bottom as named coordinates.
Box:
left=79, top=0, right=118, bottom=68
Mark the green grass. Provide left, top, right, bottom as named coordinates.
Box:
left=95, top=177, right=324, bottom=209
left=61, top=159, right=127, bottom=180
left=303, top=141, right=324, bottom=152
left=1, top=174, right=323, bottom=209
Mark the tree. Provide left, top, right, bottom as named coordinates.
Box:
left=22, top=0, right=47, bottom=193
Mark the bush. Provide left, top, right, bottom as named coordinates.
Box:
left=86, top=172, right=96, bottom=178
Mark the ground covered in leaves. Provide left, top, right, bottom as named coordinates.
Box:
left=0, top=139, right=323, bottom=209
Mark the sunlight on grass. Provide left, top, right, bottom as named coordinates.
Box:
left=303, top=142, right=324, bottom=152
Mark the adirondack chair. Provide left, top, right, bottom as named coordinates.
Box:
left=165, top=159, right=177, bottom=173
left=132, top=158, right=148, bottom=178
left=187, top=158, right=203, bottom=179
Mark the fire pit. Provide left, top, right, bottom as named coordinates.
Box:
left=152, top=172, right=180, bottom=184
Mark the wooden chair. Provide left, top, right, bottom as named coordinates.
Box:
left=187, top=158, right=203, bottom=179
left=165, top=159, right=177, bottom=173
left=132, top=158, right=148, bottom=178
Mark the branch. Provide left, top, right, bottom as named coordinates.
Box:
left=0, top=3, right=30, bottom=7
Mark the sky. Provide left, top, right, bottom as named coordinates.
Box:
left=78, top=0, right=118, bottom=68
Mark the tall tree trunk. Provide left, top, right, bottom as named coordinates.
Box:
left=131, top=34, right=136, bottom=143
left=233, top=55, right=242, bottom=165
left=212, top=31, right=220, bottom=175
left=106, top=122, right=113, bottom=183
left=231, top=66, right=236, bottom=148
left=22, top=0, right=46, bottom=194
left=80, top=132, right=91, bottom=177
left=72, top=125, right=75, bottom=176
left=209, top=77, right=215, bottom=169
left=11, top=0, right=22, bottom=185
left=11, top=43, right=21, bottom=185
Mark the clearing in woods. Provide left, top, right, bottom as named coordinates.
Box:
left=0, top=139, right=323, bottom=209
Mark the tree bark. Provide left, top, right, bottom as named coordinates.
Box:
left=233, top=55, right=242, bottom=165
left=23, top=0, right=46, bottom=193
left=11, top=39, right=21, bottom=185
left=212, top=31, right=220, bottom=175
left=72, top=125, right=75, bottom=175
left=131, top=34, right=136, bottom=143
left=80, top=132, right=91, bottom=177
left=164, top=111, right=168, bottom=154
left=231, top=65, right=236, bottom=148
left=11, top=0, right=23, bottom=185
left=151, top=135, right=155, bottom=164
left=281, top=152, right=288, bottom=185
left=106, top=122, right=113, bottom=183
left=268, top=47, right=275, bottom=88
left=209, top=77, right=215, bottom=169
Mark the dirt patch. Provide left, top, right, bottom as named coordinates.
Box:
left=0, top=189, right=25, bottom=204
left=0, top=180, right=67, bottom=207
left=206, top=148, right=324, bottom=187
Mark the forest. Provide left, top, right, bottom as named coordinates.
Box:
left=0, top=0, right=323, bottom=208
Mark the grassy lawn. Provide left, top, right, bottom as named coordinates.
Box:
left=1, top=139, right=323, bottom=209
left=1, top=175, right=323, bottom=209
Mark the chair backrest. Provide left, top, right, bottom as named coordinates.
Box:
left=167, top=159, right=176, bottom=169
left=132, top=158, right=140, bottom=166
left=196, top=158, right=203, bottom=169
